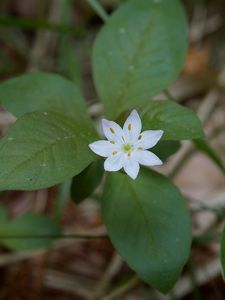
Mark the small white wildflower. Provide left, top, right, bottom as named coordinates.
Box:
left=89, top=110, right=164, bottom=180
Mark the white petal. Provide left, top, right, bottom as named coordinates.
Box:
left=123, top=159, right=140, bottom=180
left=137, top=130, right=164, bottom=149
left=135, top=150, right=163, bottom=166
left=104, top=153, right=124, bottom=171
left=102, top=119, right=124, bottom=144
left=89, top=140, right=114, bottom=157
left=123, top=110, right=142, bottom=142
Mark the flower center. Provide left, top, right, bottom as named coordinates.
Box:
left=122, top=143, right=133, bottom=153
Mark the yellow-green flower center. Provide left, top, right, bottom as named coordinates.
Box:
left=122, top=143, right=133, bottom=153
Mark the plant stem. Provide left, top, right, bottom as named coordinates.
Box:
left=0, top=15, right=83, bottom=35
left=188, top=258, right=202, bottom=300
left=53, top=180, right=71, bottom=222
left=86, top=0, right=109, bottom=22
left=163, top=89, right=174, bottom=100
left=102, top=275, right=140, bottom=300
left=0, top=231, right=107, bottom=239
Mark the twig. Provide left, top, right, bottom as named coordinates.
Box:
left=44, top=269, right=95, bottom=298
left=28, top=0, right=63, bottom=71
left=102, top=275, right=140, bottom=300
left=0, top=228, right=107, bottom=267
left=87, top=253, right=123, bottom=300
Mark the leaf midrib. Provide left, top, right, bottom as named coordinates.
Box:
left=113, top=15, right=157, bottom=116
left=127, top=179, right=159, bottom=260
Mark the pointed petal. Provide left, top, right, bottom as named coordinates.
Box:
left=123, top=110, right=142, bottom=142
left=89, top=140, right=114, bottom=157
left=102, top=119, right=124, bottom=144
left=123, top=159, right=140, bottom=180
left=138, top=130, right=164, bottom=149
left=135, top=150, right=163, bottom=166
left=104, top=153, right=124, bottom=171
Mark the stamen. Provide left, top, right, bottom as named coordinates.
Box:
left=138, top=147, right=143, bottom=150
left=128, top=153, right=131, bottom=157
left=110, top=141, right=115, bottom=144
left=138, top=135, right=142, bottom=140
left=110, top=128, right=115, bottom=134
left=128, top=123, right=131, bottom=131
left=112, top=151, right=118, bottom=155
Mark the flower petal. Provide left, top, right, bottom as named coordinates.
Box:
left=89, top=140, right=114, bottom=157
left=135, top=150, right=163, bottom=166
left=137, top=130, right=164, bottom=149
left=123, top=159, right=140, bottom=180
left=123, top=110, right=142, bottom=142
left=102, top=119, right=124, bottom=144
left=104, top=153, right=124, bottom=171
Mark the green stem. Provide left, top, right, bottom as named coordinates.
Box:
left=163, top=89, right=174, bottom=100
left=0, top=232, right=107, bottom=239
left=86, top=0, right=109, bottom=22
left=53, top=180, right=71, bottom=221
left=0, top=15, right=84, bottom=35
left=193, top=233, right=219, bottom=244
left=188, top=258, right=202, bottom=300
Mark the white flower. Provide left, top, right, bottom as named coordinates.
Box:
left=89, top=110, right=164, bottom=180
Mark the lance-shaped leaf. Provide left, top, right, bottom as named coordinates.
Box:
left=140, top=100, right=204, bottom=140
left=102, top=169, right=192, bottom=292
left=93, top=0, right=188, bottom=118
left=0, top=111, right=97, bottom=191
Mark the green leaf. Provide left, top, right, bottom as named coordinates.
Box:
left=140, top=100, right=204, bottom=140
left=221, top=227, right=225, bottom=280
left=0, top=72, right=88, bottom=120
left=0, top=213, right=61, bottom=251
left=0, top=111, right=97, bottom=191
left=0, top=205, right=8, bottom=225
left=71, top=159, right=104, bottom=204
left=102, top=169, right=191, bottom=293
left=152, top=140, right=181, bottom=161
left=194, top=139, right=225, bottom=176
left=93, top=0, right=188, bottom=118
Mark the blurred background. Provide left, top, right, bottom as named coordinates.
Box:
left=0, top=0, right=225, bottom=299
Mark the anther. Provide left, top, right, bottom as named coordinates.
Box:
left=110, top=128, right=115, bottom=134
